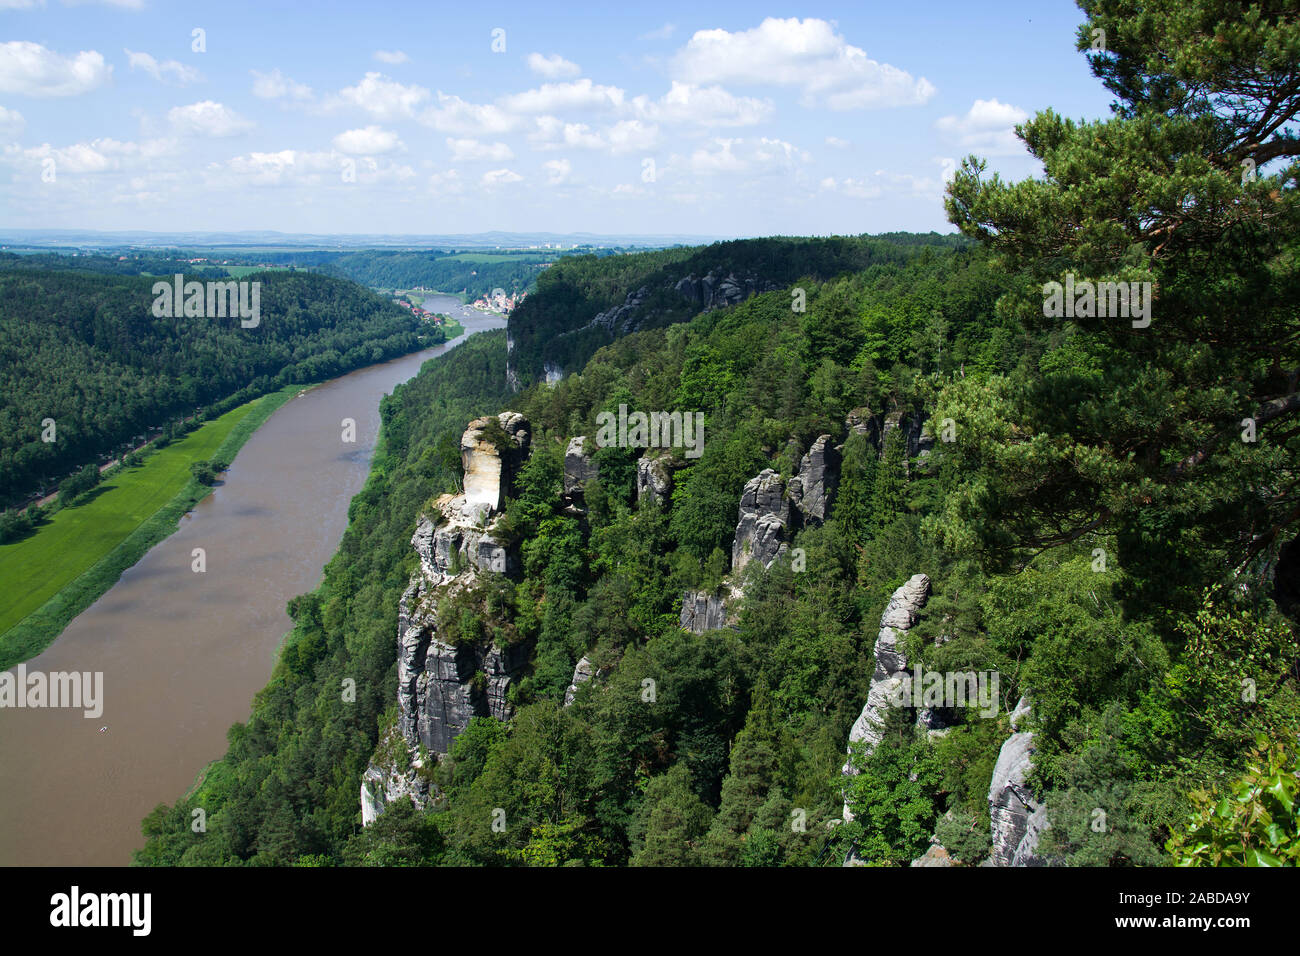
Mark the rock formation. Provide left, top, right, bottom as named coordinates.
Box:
left=842, top=573, right=931, bottom=821
left=363, top=413, right=532, bottom=825
left=461, top=412, right=530, bottom=511
left=591, top=287, right=651, bottom=336
left=635, top=454, right=674, bottom=506
left=674, top=271, right=778, bottom=312
left=563, top=656, right=596, bottom=707
left=987, top=696, right=1047, bottom=866
left=731, top=469, right=791, bottom=575
left=788, top=434, right=839, bottom=524
left=679, top=589, right=734, bottom=634
left=563, top=436, right=599, bottom=512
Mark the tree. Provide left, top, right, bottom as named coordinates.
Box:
left=936, top=0, right=1300, bottom=605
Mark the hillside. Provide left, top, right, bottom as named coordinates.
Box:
left=0, top=265, right=442, bottom=507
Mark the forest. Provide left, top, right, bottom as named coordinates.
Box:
left=134, top=0, right=1299, bottom=867
left=0, top=265, right=442, bottom=506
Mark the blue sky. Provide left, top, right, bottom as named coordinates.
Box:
left=1, top=0, right=1116, bottom=237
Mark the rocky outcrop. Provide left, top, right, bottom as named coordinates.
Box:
left=731, top=469, right=790, bottom=575
left=788, top=434, right=839, bottom=524
left=364, top=413, right=532, bottom=825
left=636, top=454, right=674, bottom=506
left=842, top=573, right=931, bottom=821
left=679, top=589, right=734, bottom=634
left=591, top=287, right=651, bottom=336
left=674, top=271, right=779, bottom=312
left=563, top=436, right=599, bottom=511
left=844, top=408, right=933, bottom=460
left=461, top=412, right=530, bottom=511
left=564, top=656, right=596, bottom=707
left=987, top=697, right=1047, bottom=866
left=361, top=723, right=431, bottom=826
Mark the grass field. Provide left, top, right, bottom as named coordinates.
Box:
left=222, top=265, right=294, bottom=278
left=0, top=386, right=299, bottom=670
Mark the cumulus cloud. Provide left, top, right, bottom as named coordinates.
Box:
left=124, top=49, right=200, bottom=85
left=820, top=176, right=881, bottom=199
left=420, top=92, right=520, bottom=136
left=481, top=167, right=523, bottom=186
left=332, top=125, right=402, bottom=155
left=526, top=53, right=580, bottom=79
left=168, top=101, right=253, bottom=137
left=0, top=41, right=112, bottom=96
left=251, top=68, right=313, bottom=101
left=339, top=72, right=429, bottom=120
left=499, top=78, right=625, bottom=114
left=634, top=81, right=771, bottom=127
left=935, top=98, right=1028, bottom=155
left=543, top=157, right=571, bottom=184
left=672, top=18, right=934, bottom=110
left=825, top=135, right=849, bottom=148
left=4, top=136, right=175, bottom=174
left=683, top=136, right=809, bottom=175
left=446, top=138, right=514, bottom=162
left=373, top=50, right=409, bottom=65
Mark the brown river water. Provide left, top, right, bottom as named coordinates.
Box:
left=0, top=301, right=504, bottom=866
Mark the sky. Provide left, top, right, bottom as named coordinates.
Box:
left=0, top=0, right=1117, bottom=239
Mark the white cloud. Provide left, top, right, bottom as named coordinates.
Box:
left=0, top=105, right=25, bottom=139
left=124, top=49, right=200, bottom=85
left=825, top=135, right=849, bottom=148
left=446, top=137, right=514, bottom=162
left=634, top=82, right=771, bottom=127
left=481, top=167, right=523, bottom=186
left=0, top=41, right=111, bottom=96
left=499, top=78, right=625, bottom=114
left=682, top=136, right=809, bottom=176
left=168, top=101, right=253, bottom=137
left=428, top=168, right=462, bottom=195
left=604, top=119, right=658, bottom=155
left=333, top=125, right=402, bottom=155
left=820, top=176, right=880, bottom=199
left=4, top=136, right=176, bottom=174
left=339, top=72, right=429, bottom=120
left=935, top=98, right=1028, bottom=155
left=689, top=138, right=744, bottom=174
left=251, top=68, right=313, bottom=101
left=543, top=158, right=571, bottom=184
left=373, top=50, right=409, bottom=65
left=420, top=92, right=520, bottom=136
left=672, top=18, right=934, bottom=110
left=526, top=53, right=580, bottom=79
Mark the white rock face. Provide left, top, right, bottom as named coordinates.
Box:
left=842, top=573, right=931, bottom=822
left=461, top=412, right=529, bottom=511
left=563, top=656, right=596, bottom=707
left=987, top=696, right=1047, bottom=866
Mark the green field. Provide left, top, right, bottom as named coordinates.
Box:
left=222, top=264, right=294, bottom=278
left=0, top=386, right=298, bottom=669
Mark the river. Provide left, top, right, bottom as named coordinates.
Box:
left=0, top=296, right=504, bottom=866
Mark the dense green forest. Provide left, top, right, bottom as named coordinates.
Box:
left=136, top=0, right=1299, bottom=866
left=0, top=266, right=443, bottom=506
left=504, top=233, right=968, bottom=386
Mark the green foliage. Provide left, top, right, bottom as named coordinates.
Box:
left=1167, top=738, right=1300, bottom=867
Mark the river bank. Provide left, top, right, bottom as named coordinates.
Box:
left=0, top=304, right=505, bottom=865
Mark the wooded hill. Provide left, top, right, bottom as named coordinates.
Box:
left=0, top=265, right=441, bottom=506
